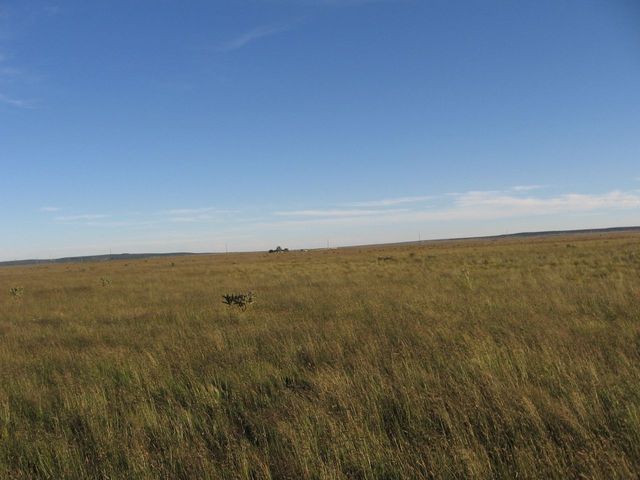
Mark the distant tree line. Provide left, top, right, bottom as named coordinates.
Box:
left=268, top=246, right=289, bottom=253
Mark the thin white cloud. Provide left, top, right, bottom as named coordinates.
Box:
left=510, top=185, right=546, bottom=192
left=0, top=93, right=33, bottom=108
left=168, top=215, right=220, bottom=223
left=455, top=190, right=640, bottom=213
left=44, top=207, right=233, bottom=228
left=160, top=206, right=233, bottom=223
left=0, top=65, right=21, bottom=77
left=38, top=189, right=640, bottom=237
left=55, top=214, right=110, bottom=222
left=43, top=5, right=61, bottom=16
left=347, top=195, right=432, bottom=207
left=274, top=208, right=409, bottom=217
left=161, top=207, right=220, bottom=216
left=0, top=7, right=44, bottom=108
left=83, top=220, right=158, bottom=228
left=284, top=0, right=401, bottom=6
left=218, top=24, right=292, bottom=52
left=263, top=190, right=640, bottom=228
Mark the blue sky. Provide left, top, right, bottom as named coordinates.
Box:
left=1, top=0, right=639, bottom=260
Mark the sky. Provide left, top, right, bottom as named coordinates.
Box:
left=1, top=0, right=639, bottom=260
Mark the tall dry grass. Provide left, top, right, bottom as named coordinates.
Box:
left=0, top=234, right=639, bottom=478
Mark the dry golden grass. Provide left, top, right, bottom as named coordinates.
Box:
left=1, top=233, right=639, bottom=479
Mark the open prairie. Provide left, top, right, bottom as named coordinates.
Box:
left=1, top=233, right=639, bottom=479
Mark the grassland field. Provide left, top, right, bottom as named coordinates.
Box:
left=1, top=233, right=639, bottom=479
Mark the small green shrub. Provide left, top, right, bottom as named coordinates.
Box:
left=222, top=291, right=255, bottom=310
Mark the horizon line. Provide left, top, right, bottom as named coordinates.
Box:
left=2, top=225, right=639, bottom=266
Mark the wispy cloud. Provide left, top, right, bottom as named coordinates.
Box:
left=38, top=188, right=640, bottom=236
left=0, top=65, right=21, bottom=77
left=510, top=184, right=546, bottom=192
left=282, top=0, right=399, bottom=6
left=43, top=5, right=61, bottom=16
left=43, top=206, right=233, bottom=228
left=0, top=52, right=34, bottom=108
left=218, top=23, right=294, bottom=52
left=159, top=206, right=234, bottom=223
left=0, top=92, right=33, bottom=108
left=160, top=207, right=220, bottom=216
left=83, top=220, right=154, bottom=228
left=274, top=208, right=408, bottom=217
left=264, top=189, right=640, bottom=228
left=0, top=6, right=44, bottom=108
left=168, top=215, right=222, bottom=223
left=347, top=195, right=432, bottom=207
left=55, top=214, right=110, bottom=222
left=454, top=190, right=640, bottom=213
